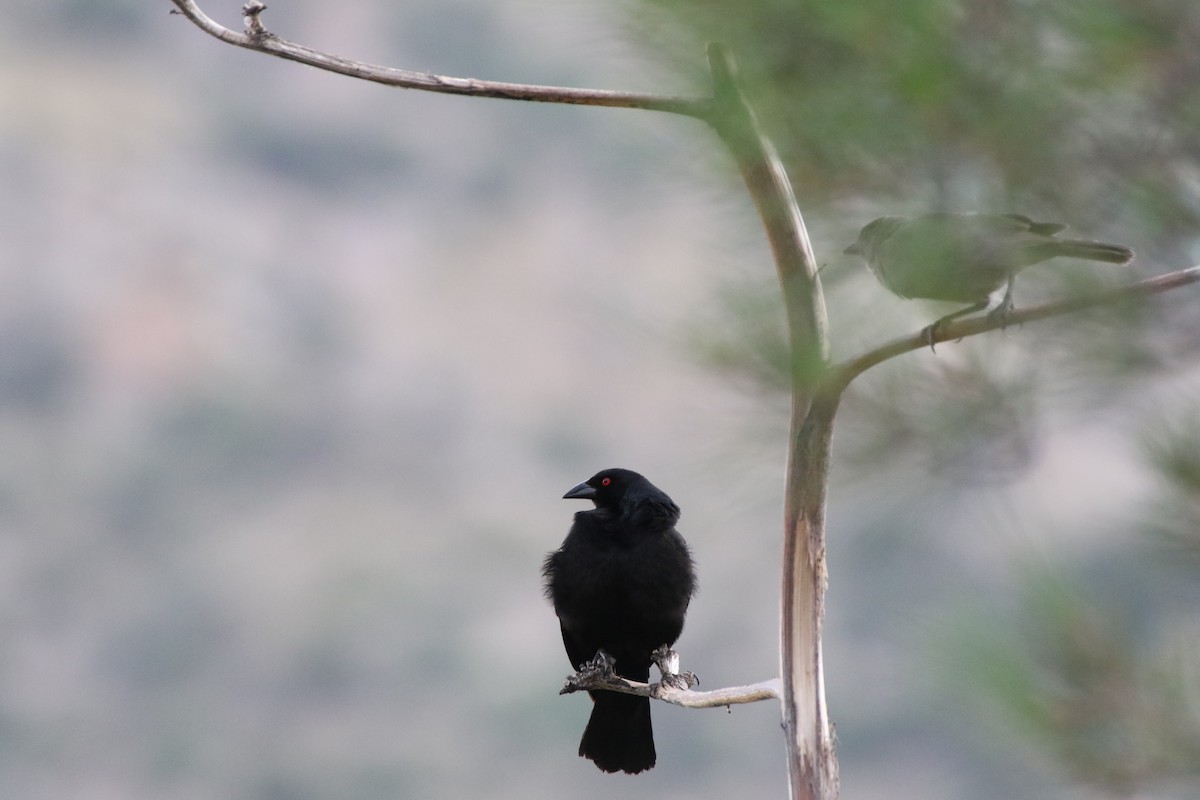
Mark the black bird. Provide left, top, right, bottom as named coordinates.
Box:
left=542, top=468, right=696, bottom=774
left=843, top=213, right=1134, bottom=340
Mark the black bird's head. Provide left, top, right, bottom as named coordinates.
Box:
left=563, top=468, right=642, bottom=507
left=564, top=468, right=680, bottom=530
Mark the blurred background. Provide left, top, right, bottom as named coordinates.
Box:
left=2, top=1, right=1199, bottom=798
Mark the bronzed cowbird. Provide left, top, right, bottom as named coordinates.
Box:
left=542, top=468, right=696, bottom=774
left=843, top=213, right=1134, bottom=341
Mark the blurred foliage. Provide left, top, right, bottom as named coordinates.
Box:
left=625, top=2, right=1200, bottom=797
left=837, top=351, right=1043, bottom=483
left=629, top=0, right=1200, bottom=259
left=1141, top=410, right=1200, bottom=565
left=944, top=565, right=1200, bottom=797
left=646, top=0, right=1200, bottom=473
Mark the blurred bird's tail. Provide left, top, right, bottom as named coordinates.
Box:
left=579, top=693, right=655, bottom=774
left=1051, top=239, right=1135, bottom=265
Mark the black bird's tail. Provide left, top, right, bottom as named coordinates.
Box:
left=579, top=692, right=655, bottom=774
left=1049, top=239, right=1135, bottom=265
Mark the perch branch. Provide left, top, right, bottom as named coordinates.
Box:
left=167, top=0, right=711, bottom=117
left=831, top=264, right=1200, bottom=393
left=560, top=671, right=782, bottom=709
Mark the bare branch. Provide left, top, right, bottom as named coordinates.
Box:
left=167, top=0, right=711, bottom=117
left=832, top=264, right=1200, bottom=391
left=560, top=671, right=782, bottom=709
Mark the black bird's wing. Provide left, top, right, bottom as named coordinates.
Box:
left=558, top=621, right=594, bottom=673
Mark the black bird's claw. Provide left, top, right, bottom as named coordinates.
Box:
left=580, top=649, right=616, bottom=679
left=651, top=646, right=698, bottom=691
left=660, top=670, right=699, bottom=691
left=560, top=650, right=618, bottom=695
left=650, top=645, right=676, bottom=672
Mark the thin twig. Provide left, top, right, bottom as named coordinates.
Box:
left=561, top=672, right=782, bottom=709
left=167, top=0, right=711, bottom=117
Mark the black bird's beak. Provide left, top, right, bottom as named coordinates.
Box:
left=563, top=481, right=596, bottom=500
left=843, top=242, right=861, bottom=256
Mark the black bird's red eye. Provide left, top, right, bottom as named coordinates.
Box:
left=601, top=477, right=611, bottom=486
